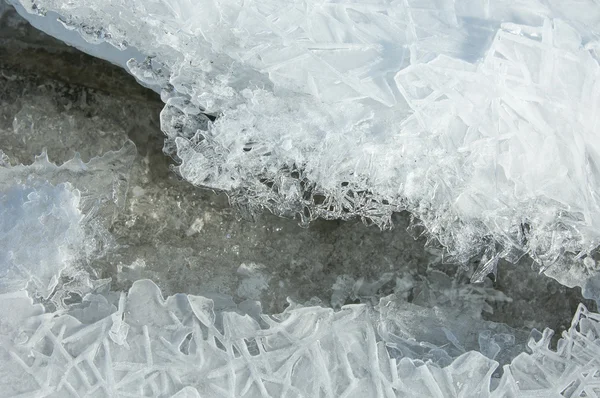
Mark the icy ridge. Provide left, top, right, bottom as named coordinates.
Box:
left=12, top=0, right=600, bottom=287
left=0, top=278, right=599, bottom=397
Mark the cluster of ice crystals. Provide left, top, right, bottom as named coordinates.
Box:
left=0, top=142, right=595, bottom=396
left=0, top=180, right=81, bottom=298
left=3, top=4, right=600, bottom=396
left=0, top=276, right=598, bottom=398
left=0, top=143, right=136, bottom=305
left=12, top=0, right=600, bottom=286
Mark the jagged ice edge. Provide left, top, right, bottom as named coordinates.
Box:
left=10, top=1, right=600, bottom=290
left=1, top=278, right=599, bottom=397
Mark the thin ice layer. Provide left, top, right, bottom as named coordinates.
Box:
left=0, top=278, right=597, bottom=397
left=13, top=1, right=600, bottom=287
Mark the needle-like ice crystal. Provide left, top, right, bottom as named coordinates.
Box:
left=0, top=277, right=598, bottom=397
left=2, top=2, right=600, bottom=396
left=10, top=0, right=600, bottom=288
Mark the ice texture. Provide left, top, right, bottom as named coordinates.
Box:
left=0, top=13, right=598, bottom=394
left=0, top=277, right=598, bottom=398
left=0, top=142, right=136, bottom=305
left=0, top=180, right=82, bottom=298
left=12, top=0, right=600, bottom=289
left=6, top=0, right=160, bottom=92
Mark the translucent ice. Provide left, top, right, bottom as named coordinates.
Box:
left=13, top=0, right=600, bottom=288
left=0, top=181, right=82, bottom=298
left=2, top=6, right=599, bottom=396
left=0, top=143, right=136, bottom=302
left=0, top=277, right=597, bottom=397
left=6, top=0, right=157, bottom=91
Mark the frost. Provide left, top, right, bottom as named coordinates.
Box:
left=11, top=0, right=600, bottom=288
left=0, top=277, right=597, bottom=397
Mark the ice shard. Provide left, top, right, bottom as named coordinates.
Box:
left=0, top=276, right=598, bottom=397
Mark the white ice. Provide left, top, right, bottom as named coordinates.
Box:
left=12, top=0, right=600, bottom=289
left=0, top=275, right=598, bottom=397
left=0, top=149, right=597, bottom=397
left=0, top=143, right=136, bottom=303
left=0, top=181, right=82, bottom=298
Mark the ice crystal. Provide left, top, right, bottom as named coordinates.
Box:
left=2, top=3, right=600, bottom=396
left=0, top=143, right=136, bottom=304
left=0, top=277, right=598, bottom=397
left=11, top=0, right=600, bottom=288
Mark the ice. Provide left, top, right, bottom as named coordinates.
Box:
left=0, top=276, right=597, bottom=397
left=0, top=291, right=47, bottom=397
left=10, top=0, right=600, bottom=289
left=0, top=142, right=136, bottom=303
left=1, top=3, right=600, bottom=396
left=0, top=181, right=82, bottom=298
left=6, top=1, right=158, bottom=91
